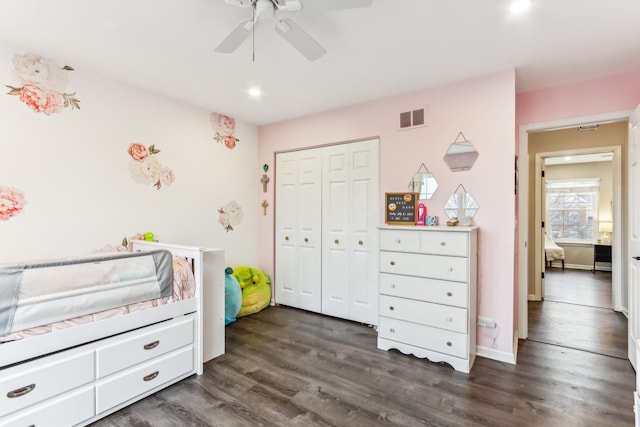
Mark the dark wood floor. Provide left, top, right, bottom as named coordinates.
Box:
left=529, top=269, right=627, bottom=359
left=94, top=289, right=636, bottom=426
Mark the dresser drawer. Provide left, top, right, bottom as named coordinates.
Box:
left=380, top=251, right=468, bottom=282
left=0, top=385, right=94, bottom=427
left=379, top=295, right=467, bottom=333
left=0, top=350, right=94, bottom=416
left=97, top=316, right=194, bottom=378
left=379, top=230, right=420, bottom=252
left=379, top=273, right=468, bottom=308
left=378, top=317, right=468, bottom=359
left=96, top=345, right=194, bottom=414
left=419, top=231, right=468, bottom=256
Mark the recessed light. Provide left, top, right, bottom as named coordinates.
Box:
left=510, top=0, right=530, bottom=14
left=248, top=87, right=262, bottom=98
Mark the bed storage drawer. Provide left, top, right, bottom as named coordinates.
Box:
left=0, top=350, right=94, bottom=416
left=96, top=345, right=194, bottom=414
left=97, top=315, right=195, bottom=378
left=0, top=385, right=94, bottom=427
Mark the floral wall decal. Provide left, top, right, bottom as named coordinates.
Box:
left=210, top=112, right=239, bottom=149
left=218, top=200, right=243, bottom=232
left=5, top=53, right=80, bottom=115
left=0, top=185, right=27, bottom=221
left=127, top=142, right=175, bottom=190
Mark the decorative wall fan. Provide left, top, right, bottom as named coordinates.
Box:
left=215, top=0, right=372, bottom=61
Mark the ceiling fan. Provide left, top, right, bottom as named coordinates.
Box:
left=215, top=0, right=373, bottom=61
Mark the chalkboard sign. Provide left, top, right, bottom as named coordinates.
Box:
left=385, top=192, right=418, bottom=225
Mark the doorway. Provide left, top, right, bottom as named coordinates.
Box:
left=518, top=113, right=630, bottom=341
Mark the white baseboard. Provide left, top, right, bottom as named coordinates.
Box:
left=476, top=345, right=516, bottom=365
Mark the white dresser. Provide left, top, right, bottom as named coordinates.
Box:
left=377, top=225, right=478, bottom=373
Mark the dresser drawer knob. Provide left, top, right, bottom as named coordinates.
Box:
left=143, top=371, right=160, bottom=382
left=389, top=328, right=395, bottom=333
left=304, top=238, right=309, bottom=243
left=7, top=384, right=35, bottom=398
left=389, top=306, right=395, bottom=311
left=396, top=239, right=401, bottom=244
left=440, top=241, right=446, bottom=246
left=144, top=340, right=160, bottom=350
left=447, top=292, right=453, bottom=297
left=335, top=239, right=339, bottom=244
left=448, top=267, right=453, bottom=272
left=446, top=341, right=452, bottom=347
left=390, top=261, right=395, bottom=266
left=390, top=283, right=396, bottom=289
left=358, top=240, right=363, bottom=245
left=285, top=236, right=289, bottom=241
left=446, top=317, right=452, bottom=322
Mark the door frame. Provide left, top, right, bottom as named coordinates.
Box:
left=518, top=110, right=632, bottom=339
left=533, top=146, right=620, bottom=301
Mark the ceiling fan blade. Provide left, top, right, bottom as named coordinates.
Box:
left=302, top=0, right=373, bottom=12
left=224, top=0, right=252, bottom=7
left=275, top=18, right=326, bottom=61
left=214, top=20, right=255, bottom=53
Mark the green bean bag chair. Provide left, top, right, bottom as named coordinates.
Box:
left=233, top=265, right=271, bottom=317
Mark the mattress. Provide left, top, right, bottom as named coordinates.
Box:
left=0, top=251, right=195, bottom=343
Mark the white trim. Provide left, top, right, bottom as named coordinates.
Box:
left=476, top=345, right=516, bottom=365
left=517, top=109, right=632, bottom=341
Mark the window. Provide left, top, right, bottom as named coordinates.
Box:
left=546, top=179, right=599, bottom=242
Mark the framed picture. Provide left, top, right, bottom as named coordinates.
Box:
left=385, top=192, right=418, bottom=225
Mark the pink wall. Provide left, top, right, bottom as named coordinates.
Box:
left=517, top=70, right=640, bottom=127
left=258, top=70, right=517, bottom=355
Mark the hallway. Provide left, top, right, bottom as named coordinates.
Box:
left=528, top=269, right=627, bottom=359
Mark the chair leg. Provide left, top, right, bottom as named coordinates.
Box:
left=561, top=260, right=565, bottom=270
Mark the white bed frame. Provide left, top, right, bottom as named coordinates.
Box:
left=0, top=241, right=225, bottom=427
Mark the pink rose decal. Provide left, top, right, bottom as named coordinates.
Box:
left=217, top=200, right=243, bottom=232
left=224, top=135, right=237, bottom=149
left=0, top=186, right=27, bottom=221
left=211, top=112, right=240, bottom=150
left=128, top=143, right=150, bottom=162
left=6, top=53, right=80, bottom=115
left=127, top=143, right=175, bottom=190
left=211, top=113, right=235, bottom=136
left=18, top=84, right=64, bottom=115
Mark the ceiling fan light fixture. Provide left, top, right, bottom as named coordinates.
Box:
left=510, top=0, right=530, bottom=14
left=248, top=87, right=262, bottom=97
left=256, top=0, right=275, bottom=20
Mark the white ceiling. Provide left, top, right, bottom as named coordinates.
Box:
left=1, top=0, right=639, bottom=126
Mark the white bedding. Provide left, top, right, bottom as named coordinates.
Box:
left=544, top=234, right=565, bottom=261
left=0, top=252, right=194, bottom=343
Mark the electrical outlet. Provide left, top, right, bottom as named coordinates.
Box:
left=477, top=316, right=496, bottom=328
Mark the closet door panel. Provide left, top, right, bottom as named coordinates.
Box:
left=346, top=140, right=379, bottom=325
left=322, top=149, right=350, bottom=318
left=275, top=150, right=322, bottom=312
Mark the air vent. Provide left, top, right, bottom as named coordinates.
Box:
left=399, top=107, right=427, bottom=130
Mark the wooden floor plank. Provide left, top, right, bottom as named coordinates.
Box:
left=93, top=274, right=634, bottom=427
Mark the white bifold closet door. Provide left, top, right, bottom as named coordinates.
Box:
left=275, top=148, right=323, bottom=313
left=275, top=139, right=379, bottom=324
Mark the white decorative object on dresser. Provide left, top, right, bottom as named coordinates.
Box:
left=377, top=225, right=478, bottom=373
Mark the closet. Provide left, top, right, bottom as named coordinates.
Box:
left=275, top=138, right=379, bottom=325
